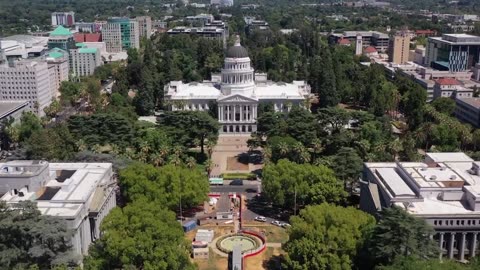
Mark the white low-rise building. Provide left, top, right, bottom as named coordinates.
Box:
left=0, top=160, right=116, bottom=257
left=361, top=152, right=480, bottom=261
left=164, top=37, right=311, bottom=134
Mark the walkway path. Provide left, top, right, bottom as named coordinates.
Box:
left=266, top=242, right=282, bottom=248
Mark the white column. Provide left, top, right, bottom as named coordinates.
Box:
left=227, top=105, right=230, bottom=121
left=233, top=105, right=236, bottom=122
left=240, top=105, right=243, bottom=122
left=439, top=233, right=444, bottom=259
left=460, top=232, right=467, bottom=261
left=472, top=233, right=478, bottom=258
left=449, top=232, right=455, bottom=259
left=219, top=106, right=223, bottom=121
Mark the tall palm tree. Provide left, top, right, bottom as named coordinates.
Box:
left=139, top=141, right=151, bottom=156
left=185, top=156, right=197, bottom=169
left=169, top=155, right=182, bottom=166
left=158, top=145, right=170, bottom=159
left=277, top=142, right=290, bottom=157
left=91, top=144, right=103, bottom=154
left=206, top=140, right=216, bottom=158
left=310, top=138, right=323, bottom=160
left=415, top=122, right=435, bottom=151
left=299, top=148, right=311, bottom=164
left=387, top=139, right=403, bottom=161
left=205, top=159, right=214, bottom=177
left=263, top=146, right=272, bottom=164
left=150, top=153, right=165, bottom=167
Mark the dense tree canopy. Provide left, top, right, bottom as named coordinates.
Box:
left=68, top=113, right=136, bottom=148
left=364, top=206, right=439, bottom=267
left=84, top=201, right=195, bottom=270
left=262, top=159, right=346, bottom=209
left=284, top=204, right=375, bottom=270
left=158, top=111, right=219, bottom=154
left=119, top=163, right=209, bottom=210
left=0, top=201, right=75, bottom=269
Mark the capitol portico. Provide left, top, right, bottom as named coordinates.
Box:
left=164, top=36, right=311, bottom=133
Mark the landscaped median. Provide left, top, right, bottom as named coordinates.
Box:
left=221, top=172, right=257, bottom=180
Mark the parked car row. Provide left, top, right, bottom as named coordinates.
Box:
left=254, top=216, right=290, bottom=228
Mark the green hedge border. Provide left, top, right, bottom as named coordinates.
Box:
left=221, top=173, right=256, bottom=180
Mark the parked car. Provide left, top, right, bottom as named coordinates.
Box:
left=271, top=220, right=282, bottom=226
left=281, top=222, right=291, bottom=228
left=254, top=216, right=267, bottom=222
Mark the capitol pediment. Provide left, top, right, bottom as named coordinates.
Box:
left=217, top=94, right=258, bottom=103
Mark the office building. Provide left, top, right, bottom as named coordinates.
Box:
left=360, top=152, right=480, bottom=261
left=456, top=98, right=480, bottom=127
left=51, top=12, right=75, bottom=27
left=70, top=44, right=102, bottom=77
left=135, top=16, right=152, bottom=39
left=433, top=78, right=473, bottom=99
left=0, top=57, right=54, bottom=117
left=0, top=160, right=116, bottom=257
left=0, top=35, right=49, bottom=59
left=425, top=34, right=480, bottom=72
left=75, top=21, right=105, bottom=33
left=47, top=26, right=76, bottom=52
left=45, top=48, right=69, bottom=98
left=73, top=33, right=102, bottom=43
left=329, top=31, right=390, bottom=52
left=185, top=14, right=214, bottom=26
left=102, top=18, right=140, bottom=53
left=167, top=26, right=228, bottom=47
left=164, top=37, right=311, bottom=134
left=389, top=31, right=411, bottom=64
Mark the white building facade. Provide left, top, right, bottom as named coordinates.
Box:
left=164, top=37, right=311, bottom=133
left=0, top=160, right=117, bottom=257
left=360, top=152, right=480, bottom=261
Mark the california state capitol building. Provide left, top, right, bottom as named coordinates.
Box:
left=164, top=37, right=312, bottom=133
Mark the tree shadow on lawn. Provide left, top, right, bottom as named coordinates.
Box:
left=246, top=195, right=291, bottom=222
left=262, top=254, right=286, bottom=270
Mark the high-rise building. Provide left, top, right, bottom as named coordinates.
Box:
left=47, top=26, right=76, bottom=52
left=45, top=48, right=69, bottom=98
left=0, top=59, right=53, bottom=116
left=102, top=18, right=140, bottom=53
left=51, top=12, right=75, bottom=27
left=0, top=160, right=116, bottom=257
left=70, top=44, right=102, bottom=77
left=425, top=34, right=480, bottom=72
left=389, top=31, right=411, bottom=64
left=135, top=16, right=152, bottom=39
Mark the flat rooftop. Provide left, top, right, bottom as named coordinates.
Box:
left=456, top=97, right=480, bottom=109
left=365, top=152, right=480, bottom=216
left=0, top=162, right=112, bottom=218
left=0, top=101, right=29, bottom=119
left=431, top=33, right=480, bottom=44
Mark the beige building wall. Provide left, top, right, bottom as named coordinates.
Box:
left=389, top=33, right=411, bottom=64
left=0, top=60, right=53, bottom=116
left=135, top=16, right=152, bottom=39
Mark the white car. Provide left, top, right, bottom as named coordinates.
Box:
left=281, top=223, right=291, bottom=228
left=271, top=220, right=282, bottom=226
left=254, top=216, right=267, bottom=222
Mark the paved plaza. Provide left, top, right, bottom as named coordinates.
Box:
left=210, top=135, right=263, bottom=177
